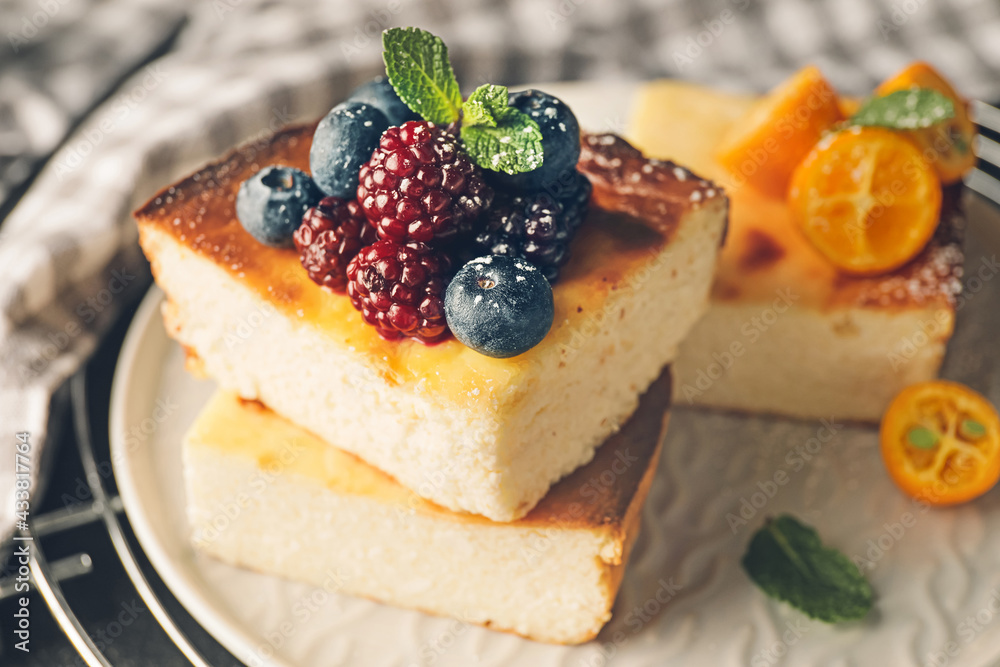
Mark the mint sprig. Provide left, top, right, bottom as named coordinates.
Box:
left=381, top=29, right=545, bottom=175
left=382, top=27, right=462, bottom=125
left=742, top=515, right=873, bottom=623
left=850, top=88, right=955, bottom=131
left=460, top=84, right=544, bottom=175
left=461, top=83, right=507, bottom=127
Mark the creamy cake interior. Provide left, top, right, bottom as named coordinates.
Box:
left=137, top=126, right=726, bottom=519
left=185, top=371, right=671, bottom=644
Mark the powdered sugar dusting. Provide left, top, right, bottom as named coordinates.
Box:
left=857, top=220, right=965, bottom=308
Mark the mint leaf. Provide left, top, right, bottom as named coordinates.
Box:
left=382, top=27, right=462, bottom=125
left=742, top=515, right=873, bottom=623
left=462, top=84, right=507, bottom=127
left=460, top=84, right=544, bottom=175
left=850, top=88, right=955, bottom=130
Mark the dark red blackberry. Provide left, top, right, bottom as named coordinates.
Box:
left=473, top=170, right=592, bottom=283
left=549, top=170, right=592, bottom=231
left=293, top=196, right=377, bottom=292
left=358, top=121, right=494, bottom=244
left=346, top=239, right=451, bottom=343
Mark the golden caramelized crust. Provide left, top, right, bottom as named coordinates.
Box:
left=709, top=182, right=964, bottom=311
left=135, top=123, right=724, bottom=398
left=629, top=81, right=964, bottom=313
left=579, top=133, right=726, bottom=241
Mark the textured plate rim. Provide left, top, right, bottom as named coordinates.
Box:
left=109, top=285, right=291, bottom=667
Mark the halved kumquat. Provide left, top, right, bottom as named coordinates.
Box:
left=881, top=381, right=1000, bottom=506
left=788, top=126, right=941, bottom=276
left=716, top=65, right=844, bottom=197
left=874, top=61, right=977, bottom=184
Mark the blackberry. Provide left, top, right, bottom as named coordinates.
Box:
left=293, top=197, right=377, bottom=292
left=358, top=121, right=494, bottom=245
left=473, top=171, right=592, bottom=283
left=346, top=239, right=452, bottom=343
left=549, top=169, right=592, bottom=231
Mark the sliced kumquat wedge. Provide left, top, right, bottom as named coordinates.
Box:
left=874, top=61, right=977, bottom=184
left=716, top=65, right=844, bottom=197
left=788, top=126, right=941, bottom=276
left=881, top=381, right=1000, bottom=506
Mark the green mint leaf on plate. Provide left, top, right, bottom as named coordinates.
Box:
left=907, top=426, right=940, bottom=449
left=382, top=27, right=462, bottom=125
left=460, top=84, right=544, bottom=175
left=850, top=88, right=955, bottom=130
left=742, top=515, right=873, bottom=623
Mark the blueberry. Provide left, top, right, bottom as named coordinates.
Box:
left=347, top=76, right=419, bottom=127
left=310, top=101, right=390, bottom=198
left=492, top=89, right=581, bottom=192
left=236, top=166, right=321, bottom=247
left=445, top=255, right=554, bottom=358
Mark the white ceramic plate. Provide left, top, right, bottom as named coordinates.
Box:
left=111, top=83, right=1000, bottom=667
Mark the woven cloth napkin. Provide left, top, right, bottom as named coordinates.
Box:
left=2, top=0, right=999, bottom=550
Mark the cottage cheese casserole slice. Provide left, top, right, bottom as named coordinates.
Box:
left=136, top=125, right=726, bottom=521
left=630, top=81, right=965, bottom=421
left=184, top=370, right=671, bottom=645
